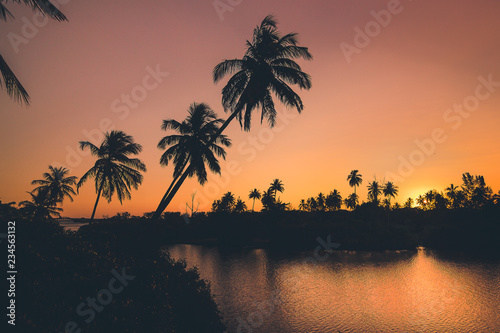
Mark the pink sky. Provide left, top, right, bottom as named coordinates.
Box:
left=1, top=0, right=500, bottom=217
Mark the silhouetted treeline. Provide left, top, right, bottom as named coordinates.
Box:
left=5, top=210, right=225, bottom=332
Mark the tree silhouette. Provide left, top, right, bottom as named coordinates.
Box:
left=382, top=181, right=399, bottom=204
left=344, top=193, right=359, bottom=210
left=234, top=198, right=247, bottom=213
left=367, top=180, right=382, bottom=204
left=248, top=188, right=261, bottom=211
left=19, top=191, right=62, bottom=220
left=152, top=103, right=231, bottom=219
left=316, top=192, right=326, bottom=211
left=298, top=199, right=308, bottom=211
left=1, top=0, right=67, bottom=105
left=31, top=166, right=77, bottom=204
left=213, top=14, right=312, bottom=130
left=347, top=170, right=362, bottom=195
left=325, top=190, right=342, bottom=211
left=307, top=197, right=317, bottom=211
left=77, top=130, right=146, bottom=220
left=269, top=178, right=284, bottom=199
left=404, top=197, right=413, bottom=209
left=153, top=15, right=312, bottom=215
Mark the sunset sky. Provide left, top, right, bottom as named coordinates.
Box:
left=1, top=0, right=500, bottom=217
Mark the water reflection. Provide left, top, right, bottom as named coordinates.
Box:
left=166, top=245, right=500, bottom=332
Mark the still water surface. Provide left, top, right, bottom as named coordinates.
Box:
left=166, top=245, right=500, bottom=332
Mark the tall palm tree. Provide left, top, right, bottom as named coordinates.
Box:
left=19, top=191, right=62, bottom=221
left=1, top=0, right=67, bottom=105
left=367, top=180, right=382, bottom=204
left=213, top=14, right=312, bottom=131
left=152, top=15, right=312, bottom=215
left=347, top=170, right=362, bottom=195
left=269, top=179, right=284, bottom=199
left=248, top=188, right=261, bottom=211
left=152, top=103, right=231, bottom=219
left=77, top=130, right=146, bottom=220
left=382, top=181, right=399, bottom=204
left=31, top=166, right=77, bottom=204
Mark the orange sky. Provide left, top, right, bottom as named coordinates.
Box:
left=1, top=0, right=499, bottom=217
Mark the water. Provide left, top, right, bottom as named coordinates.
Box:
left=166, top=245, right=500, bottom=333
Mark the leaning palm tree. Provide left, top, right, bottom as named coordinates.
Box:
left=367, top=180, right=382, bottom=204
left=1, top=0, right=67, bottom=105
left=152, top=15, right=312, bottom=216
left=269, top=179, right=284, bottom=199
left=152, top=103, right=231, bottom=219
left=213, top=14, right=312, bottom=131
left=382, top=181, right=399, bottom=204
left=31, top=166, right=77, bottom=204
left=77, top=130, right=146, bottom=220
left=347, top=170, right=362, bottom=195
left=19, top=191, right=62, bottom=221
left=248, top=188, right=261, bottom=211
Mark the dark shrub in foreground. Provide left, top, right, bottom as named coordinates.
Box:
left=15, top=219, right=225, bottom=332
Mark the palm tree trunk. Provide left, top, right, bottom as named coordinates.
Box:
left=90, top=182, right=104, bottom=220
left=151, top=109, right=240, bottom=221
left=252, top=198, right=255, bottom=212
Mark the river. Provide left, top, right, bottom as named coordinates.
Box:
left=166, top=244, right=500, bottom=332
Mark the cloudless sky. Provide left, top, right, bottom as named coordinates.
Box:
left=1, top=0, right=499, bottom=217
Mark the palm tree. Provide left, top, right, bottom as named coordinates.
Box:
left=270, top=179, right=284, bottom=199
left=19, top=191, right=62, bottom=221
left=382, top=181, right=399, bottom=204
left=325, top=190, right=342, bottom=211
left=298, top=199, right=308, bottom=211
left=382, top=198, right=391, bottom=210
left=248, top=189, right=261, bottom=211
left=445, top=184, right=460, bottom=209
left=404, top=197, right=413, bottom=209
left=367, top=180, right=382, bottom=204
left=77, top=130, right=146, bottom=220
left=344, top=193, right=359, bottom=210
left=347, top=170, right=362, bottom=195
left=316, top=193, right=326, bottom=211
left=31, top=166, right=77, bottom=204
left=1, top=0, right=67, bottom=105
left=416, top=195, right=426, bottom=209
left=152, top=103, right=231, bottom=220
left=213, top=15, right=312, bottom=131
left=220, top=192, right=236, bottom=212
left=234, top=198, right=247, bottom=213
left=307, top=197, right=317, bottom=211
left=153, top=16, right=311, bottom=215
left=261, top=189, right=275, bottom=211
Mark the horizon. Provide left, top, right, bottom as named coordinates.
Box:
left=1, top=0, right=500, bottom=218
